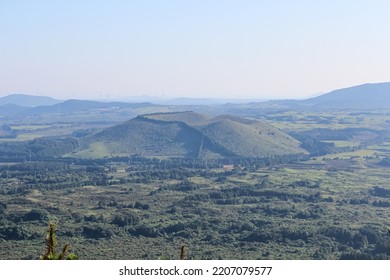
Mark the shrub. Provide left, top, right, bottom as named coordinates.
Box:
left=111, top=213, right=140, bottom=227
left=0, top=202, right=6, bottom=216
left=23, top=209, right=50, bottom=222
left=82, top=225, right=114, bottom=239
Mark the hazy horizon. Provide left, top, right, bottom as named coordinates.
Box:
left=1, top=1, right=390, bottom=100
left=0, top=91, right=316, bottom=102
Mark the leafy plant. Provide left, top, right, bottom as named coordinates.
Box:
left=40, top=222, right=78, bottom=260
left=180, top=244, right=186, bottom=260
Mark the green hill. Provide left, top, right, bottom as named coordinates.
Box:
left=201, top=118, right=303, bottom=157
left=75, top=112, right=306, bottom=159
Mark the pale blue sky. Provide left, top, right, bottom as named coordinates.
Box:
left=1, top=0, right=390, bottom=100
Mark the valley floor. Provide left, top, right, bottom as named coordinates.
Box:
left=1, top=148, right=390, bottom=259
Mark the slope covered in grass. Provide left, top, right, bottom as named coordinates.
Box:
left=75, top=112, right=306, bottom=159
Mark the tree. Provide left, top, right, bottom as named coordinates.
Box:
left=0, top=202, right=6, bottom=215
left=41, top=222, right=78, bottom=260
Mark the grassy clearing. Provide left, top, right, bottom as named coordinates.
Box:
left=71, top=142, right=113, bottom=158
left=11, top=125, right=51, bottom=131
left=369, top=142, right=390, bottom=151
left=317, top=149, right=377, bottom=159
left=0, top=133, right=45, bottom=142
left=268, top=111, right=390, bottom=132
left=322, top=140, right=360, bottom=147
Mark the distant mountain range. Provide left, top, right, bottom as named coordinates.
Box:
left=116, top=96, right=267, bottom=105
left=75, top=112, right=306, bottom=159
left=1, top=82, right=390, bottom=116
left=25, top=99, right=154, bottom=114
left=0, top=97, right=154, bottom=116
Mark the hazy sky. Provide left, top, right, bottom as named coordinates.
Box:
left=1, top=0, right=390, bottom=100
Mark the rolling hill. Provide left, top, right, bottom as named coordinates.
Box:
left=24, top=99, right=155, bottom=114
left=0, top=94, right=61, bottom=107
left=0, top=97, right=156, bottom=117
left=0, top=104, right=29, bottom=116
left=75, top=112, right=306, bottom=159
left=206, top=82, right=390, bottom=116
left=301, top=82, right=390, bottom=109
